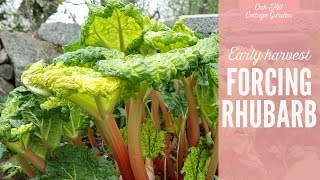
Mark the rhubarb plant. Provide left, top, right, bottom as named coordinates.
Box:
left=38, top=145, right=118, bottom=180
left=0, top=1, right=219, bottom=179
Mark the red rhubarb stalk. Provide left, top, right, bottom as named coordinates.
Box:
left=142, top=105, right=147, bottom=123
left=202, top=116, right=210, bottom=135
left=165, top=135, right=177, bottom=180
left=87, top=126, right=99, bottom=149
left=70, top=94, right=134, bottom=179
left=94, top=114, right=134, bottom=179
left=182, top=76, right=200, bottom=147
left=69, top=131, right=85, bottom=148
left=128, top=97, right=149, bottom=179
left=16, top=154, right=37, bottom=177
left=206, top=123, right=219, bottom=180
left=125, top=101, right=130, bottom=118
left=94, top=97, right=134, bottom=180
left=177, top=116, right=188, bottom=180
left=174, top=79, right=180, bottom=94
left=23, top=149, right=46, bottom=173
left=150, top=91, right=161, bottom=131
left=155, top=91, right=171, bottom=131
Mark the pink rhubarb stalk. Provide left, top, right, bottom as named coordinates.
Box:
left=95, top=114, right=134, bottom=180
left=16, top=154, right=37, bottom=177
left=127, top=97, right=149, bottom=180
left=182, top=76, right=200, bottom=147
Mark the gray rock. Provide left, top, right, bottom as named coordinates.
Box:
left=0, top=64, right=13, bottom=80
left=0, top=77, right=14, bottom=100
left=0, top=49, right=8, bottom=64
left=163, top=16, right=179, bottom=28
left=0, top=31, right=62, bottom=85
left=38, top=22, right=81, bottom=45
left=164, top=14, right=218, bottom=37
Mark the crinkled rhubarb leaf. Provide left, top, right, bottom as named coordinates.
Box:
left=13, top=89, right=68, bottom=152
left=125, top=18, right=197, bottom=55
left=124, top=18, right=171, bottom=55
left=63, top=41, right=87, bottom=53
left=96, top=34, right=218, bottom=90
left=125, top=30, right=198, bottom=55
left=143, top=17, right=170, bottom=32
left=141, top=122, right=166, bottom=159
left=41, top=97, right=91, bottom=138
left=163, top=89, right=187, bottom=118
left=96, top=49, right=197, bottom=90
left=54, top=46, right=124, bottom=68
left=120, top=122, right=166, bottom=158
left=80, top=2, right=144, bottom=52
left=192, top=33, right=219, bottom=64
left=27, top=134, right=46, bottom=159
left=181, top=142, right=212, bottom=180
left=40, top=97, right=68, bottom=110
left=0, top=88, right=34, bottom=144
left=172, top=18, right=195, bottom=36
left=22, top=60, right=122, bottom=98
left=141, top=31, right=198, bottom=53
left=196, top=67, right=218, bottom=127
left=21, top=60, right=133, bottom=120
left=0, top=87, right=66, bottom=156
left=24, top=109, right=63, bottom=152
left=38, top=145, right=118, bottom=180
left=63, top=103, right=91, bottom=137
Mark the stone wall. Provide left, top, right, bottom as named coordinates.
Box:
left=38, top=22, right=81, bottom=46
left=164, top=14, right=218, bottom=36
left=0, top=42, right=14, bottom=99
left=0, top=31, right=62, bottom=99
left=0, top=22, right=80, bottom=100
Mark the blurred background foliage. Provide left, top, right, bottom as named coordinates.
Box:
left=0, top=0, right=218, bottom=32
